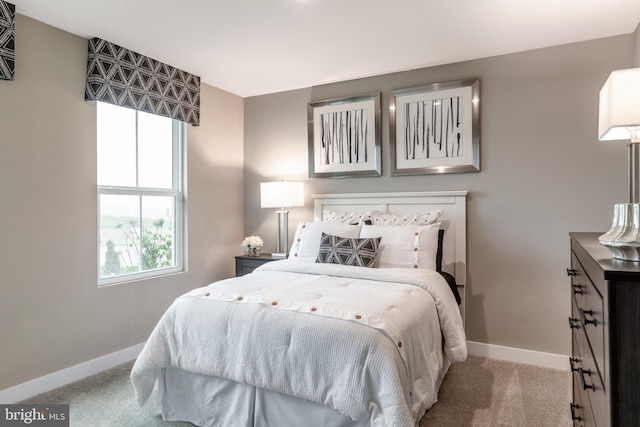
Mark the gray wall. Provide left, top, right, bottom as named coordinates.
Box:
left=635, top=22, right=640, bottom=66
left=0, top=16, right=244, bottom=390
left=245, top=35, right=634, bottom=356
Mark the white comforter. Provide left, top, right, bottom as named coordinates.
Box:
left=130, top=260, right=466, bottom=427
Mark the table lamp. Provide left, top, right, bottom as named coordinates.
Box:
left=260, top=181, right=304, bottom=258
left=598, top=68, right=640, bottom=261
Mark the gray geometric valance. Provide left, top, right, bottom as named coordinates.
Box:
left=85, top=37, right=200, bottom=126
left=0, top=0, right=15, bottom=81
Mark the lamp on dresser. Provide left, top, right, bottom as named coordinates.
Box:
left=597, top=67, right=640, bottom=261
left=260, top=181, right=304, bottom=258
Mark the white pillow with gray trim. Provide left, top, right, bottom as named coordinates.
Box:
left=360, top=223, right=440, bottom=270
left=288, top=221, right=362, bottom=262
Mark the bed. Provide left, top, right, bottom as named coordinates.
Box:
left=131, top=191, right=468, bottom=427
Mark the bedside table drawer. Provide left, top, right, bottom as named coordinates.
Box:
left=235, top=254, right=277, bottom=277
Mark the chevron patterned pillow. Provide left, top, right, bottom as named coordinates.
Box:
left=316, top=233, right=381, bottom=268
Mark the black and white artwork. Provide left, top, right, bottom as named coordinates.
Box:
left=390, top=78, right=480, bottom=175
left=319, top=108, right=369, bottom=165
left=402, top=96, right=463, bottom=160
left=0, top=0, right=15, bottom=81
left=308, top=93, right=381, bottom=178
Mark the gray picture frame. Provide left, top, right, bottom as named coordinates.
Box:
left=308, top=92, right=381, bottom=178
left=390, top=78, right=480, bottom=175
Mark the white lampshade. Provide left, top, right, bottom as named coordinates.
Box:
left=598, top=68, right=640, bottom=141
left=260, top=181, right=304, bottom=209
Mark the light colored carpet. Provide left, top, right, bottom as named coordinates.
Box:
left=21, top=355, right=571, bottom=426
left=421, top=356, right=571, bottom=426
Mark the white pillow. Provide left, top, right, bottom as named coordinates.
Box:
left=359, top=223, right=440, bottom=270
left=288, top=221, right=362, bottom=262
left=370, top=210, right=443, bottom=226
left=322, top=210, right=380, bottom=225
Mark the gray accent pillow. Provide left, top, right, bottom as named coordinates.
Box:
left=316, top=233, right=381, bottom=268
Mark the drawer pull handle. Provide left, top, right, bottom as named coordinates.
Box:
left=566, top=268, right=577, bottom=276
left=569, top=403, right=583, bottom=421
left=572, top=284, right=584, bottom=295
left=568, top=317, right=581, bottom=329
left=579, top=367, right=595, bottom=391
left=569, top=357, right=580, bottom=372
left=579, top=308, right=598, bottom=327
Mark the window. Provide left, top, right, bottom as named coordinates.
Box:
left=97, top=102, right=184, bottom=285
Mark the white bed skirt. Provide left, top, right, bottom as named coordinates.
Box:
left=156, top=363, right=450, bottom=427
left=158, top=368, right=372, bottom=427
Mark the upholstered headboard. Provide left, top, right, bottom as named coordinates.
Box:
left=312, top=191, right=467, bottom=321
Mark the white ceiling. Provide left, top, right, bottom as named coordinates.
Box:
left=9, top=0, right=640, bottom=97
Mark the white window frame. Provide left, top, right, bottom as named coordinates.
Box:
left=97, top=108, right=185, bottom=286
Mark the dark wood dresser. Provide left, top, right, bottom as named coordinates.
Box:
left=568, top=232, right=640, bottom=426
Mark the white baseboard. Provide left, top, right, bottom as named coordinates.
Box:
left=467, top=341, right=569, bottom=371
left=0, top=343, right=145, bottom=404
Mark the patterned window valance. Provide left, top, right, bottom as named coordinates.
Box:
left=0, top=0, right=15, bottom=81
left=85, top=37, right=200, bottom=126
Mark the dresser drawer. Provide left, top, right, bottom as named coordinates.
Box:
left=580, top=274, right=605, bottom=382
left=572, top=298, right=606, bottom=427
left=571, top=253, right=605, bottom=382
left=571, top=366, right=594, bottom=427
left=570, top=252, right=587, bottom=307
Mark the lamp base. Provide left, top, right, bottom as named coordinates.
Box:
left=599, top=203, right=640, bottom=261
left=271, top=252, right=287, bottom=259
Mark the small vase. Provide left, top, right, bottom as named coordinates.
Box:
left=245, top=247, right=261, bottom=257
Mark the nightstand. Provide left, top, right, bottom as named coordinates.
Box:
left=235, top=253, right=278, bottom=277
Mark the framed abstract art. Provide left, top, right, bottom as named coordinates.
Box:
left=390, top=78, right=480, bottom=175
left=308, top=92, right=381, bottom=178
